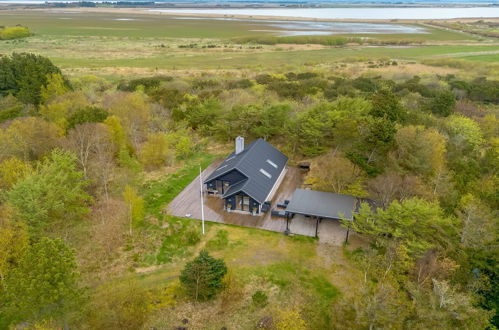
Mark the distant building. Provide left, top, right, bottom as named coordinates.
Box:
left=204, top=137, right=288, bottom=215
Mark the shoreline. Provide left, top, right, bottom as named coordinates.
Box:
left=3, top=7, right=499, bottom=24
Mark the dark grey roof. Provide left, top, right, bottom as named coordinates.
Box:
left=204, top=138, right=288, bottom=204
left=285, top=189, right=357, bottom=220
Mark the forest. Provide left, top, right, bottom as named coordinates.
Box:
left=0, top=51, right=497, bottom=329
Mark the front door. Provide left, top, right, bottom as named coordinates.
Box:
left=242, top=196, right=250, bottom=211
left=216, top=180, right=223, bottom=194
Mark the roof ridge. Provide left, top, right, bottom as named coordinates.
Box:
left=233, top=138, right=263, bottom=168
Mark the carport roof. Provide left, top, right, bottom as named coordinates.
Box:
left=285, top=189, right=357, bottom=220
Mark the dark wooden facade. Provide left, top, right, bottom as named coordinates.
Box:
left=206, top=171, right=261, bottom=215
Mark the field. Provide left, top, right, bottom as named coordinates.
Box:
left=1, top=8, right=498, bottom=76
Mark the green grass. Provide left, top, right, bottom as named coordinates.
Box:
left=0, top=11, right=266, bottom=38
left=458, top=53, right=499, bottom=62
left=47, top=44, right=499, bottom=70
left=142, top=152, right=218, bottom=217
left=139, top=152, right=218, bottom=264
left=205, top=229, right=230, bottom=251
left=154, top=216, right=203, bottom=264
left=104, top=221, right=349, bottom=328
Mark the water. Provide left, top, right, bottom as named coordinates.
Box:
left=151, top=7, right=499, bottom=20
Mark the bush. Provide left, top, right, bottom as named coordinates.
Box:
left=252, top=290, right=268, bottom=308
left=117, top=76, right=172, bottom=93
left=220, top=270, right=244, bottom=309
left=227, top=78, right=254, bottom=89
left=0, top=26, right=31, bottom=40
left=182, top=227, right=201, bottom=246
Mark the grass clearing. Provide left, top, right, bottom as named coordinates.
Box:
left=139, top=152, right=219, bottom=264
left=128, top=222, right=351, bottom=328
left=42, top=44, right=499, bottom=71
left=142, top=152, right=218, bottom=217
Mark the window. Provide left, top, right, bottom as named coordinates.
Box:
left=259, top=168, right=272, bottom=179
left=266, top=159, right=278, bottom=168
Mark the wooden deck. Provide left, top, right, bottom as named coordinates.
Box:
left=167, top=160, right=361, bottom=245
left=168, top=160, right=318, bottom=236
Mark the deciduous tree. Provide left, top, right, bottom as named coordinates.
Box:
left=391, top=125, right=447, bottom=177
left=7, top=149, right=91, bottom=234
left=3, top=238, right=81, bottom=327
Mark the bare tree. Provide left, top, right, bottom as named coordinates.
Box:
left=367, top=173, right=430, bottom=208
left=64, top=123, right=115, bottom=198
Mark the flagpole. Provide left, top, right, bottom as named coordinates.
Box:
left=199, top=165, right=205, bottom=235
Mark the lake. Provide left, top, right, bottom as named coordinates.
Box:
left=151, top=7, right=499, bottom=20
left=172, top=18, right=428, bottom=36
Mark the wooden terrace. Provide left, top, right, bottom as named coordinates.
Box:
left=168, top=160, right=319, bottom=237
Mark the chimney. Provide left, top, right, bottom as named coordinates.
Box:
left=235, top=136, right=244, bottom=154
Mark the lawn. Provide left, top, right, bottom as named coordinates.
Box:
left=115, top=222, right=353, bottom=329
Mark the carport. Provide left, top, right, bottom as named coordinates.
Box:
left=284, top=189, right=358, bottom=241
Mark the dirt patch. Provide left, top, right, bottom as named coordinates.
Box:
left=135, top=265, right=162, bottom=274
left=367, top=62, right=458, bottom=75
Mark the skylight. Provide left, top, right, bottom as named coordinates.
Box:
left=259, top=168, right=272, bottom=179
left=266, top=159, right=278, bottom=168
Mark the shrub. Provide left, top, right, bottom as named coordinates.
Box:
left=220, top=270, right=244, bottom=309
left=227, top=78, right=254, bottom=89
left=117, top=76, right=172, bottom=93
left=275, top=309, right=306, bottom=330
left=0, top=26, right=31, bottom=40
left=252, top=290, right=268, bottom=308
left=182, top=227, right=201, bottom=246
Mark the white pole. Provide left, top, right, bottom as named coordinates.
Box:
left=199, top=165, right=205, bottom=235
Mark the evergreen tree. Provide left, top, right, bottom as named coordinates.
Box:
left=0, top=53, right=68, bottom=105
left=180, top=250, right=227, bottom=301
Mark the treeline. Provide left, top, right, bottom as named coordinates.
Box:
left=0, top=52, right=497, bottom=328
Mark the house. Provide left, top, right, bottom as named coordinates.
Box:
left=204, top=137, right=288, bottom=215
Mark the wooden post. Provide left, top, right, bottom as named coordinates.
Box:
left=345, top=223, right=350, bottom=244
left=285, top=213, right=290, bottom=235
left=315, top=217, right=319, bottom=238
